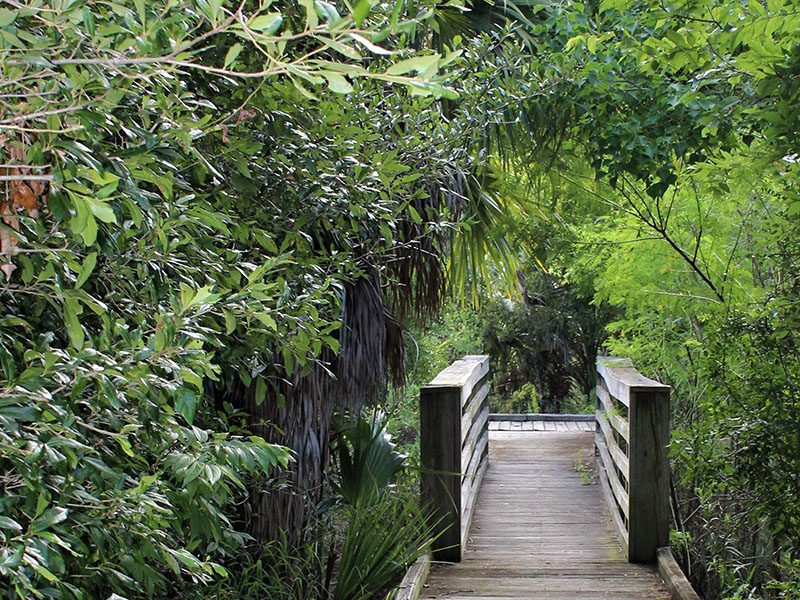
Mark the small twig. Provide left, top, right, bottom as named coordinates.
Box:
left=0, top=105, right=83, bottom=125
left=0, top=174, right=54, bottom=181
left=0, top=164, right=51, bottom=170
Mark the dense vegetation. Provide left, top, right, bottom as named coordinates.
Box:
left=1, top=0, right=799, bottom=598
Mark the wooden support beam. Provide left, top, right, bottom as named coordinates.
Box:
left=420, top=355, right=489, bottom=563
left=420, top=385, right=462, bottom=562
left=628, top=383, right=670, bottom=563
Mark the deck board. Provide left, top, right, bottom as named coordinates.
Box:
left=420, top=429, right=670, bottom=599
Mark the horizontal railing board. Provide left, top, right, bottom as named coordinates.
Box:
left=657, top=547, right=702, bottom=600
left=462, top=431, right=488, bottom=489
left=461, top=378, right=489, bottom=440
left=596, top=410, right=630, bottom=478
left=460, top=453, right=488, bottom=552
left=394, top=553, right=431, bottom=600
left=596, top=433, right=629, bottom=520
left=597, top=383, right=630, bottom=442
left=489, top=413, right=595, bottom=422
left=597, top=456, right=629, bottom=551
left=461, top=404, right=489, bottom=469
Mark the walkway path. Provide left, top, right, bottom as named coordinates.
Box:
left=420, top=427, right=671, bottom=599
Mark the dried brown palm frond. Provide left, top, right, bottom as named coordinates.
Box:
left=334, top=268, right=388, bottom=413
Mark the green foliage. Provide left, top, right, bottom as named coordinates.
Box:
left=199, top=534, right=326, bottom=600
left=385, top=300, right=484, bottom=456
left=462, top=1, right=800, bottom=597
left=510, top=382, right=539, bottom=414
left=332, top=489, right=434, bottom=600
left=0, top=0, right=493, bottom=597
left=334, top=412, right=406, bottom=508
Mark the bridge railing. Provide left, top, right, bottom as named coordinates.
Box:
left=595, top=356, right=671, bottom=563
left=420, top=355, right=490, bottom=562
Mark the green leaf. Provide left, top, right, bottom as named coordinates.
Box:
left=34, top=564, right=59, bottom=583
left=63, top=300, right=84, bottom=349
left=82, top=213, right=98, bottom=245
left=386, top=54, right=439, bottom=76
left=31, top=507, right=68, bottom=532
left=85, top=197, right=117, bottom=224
left=320, top=38, right=363, bottom=60
left=224, top=43, right=243, bottom=68
left=0, top=516, right=22, bottom=533
left=181, top=285, right=220, bottom=312
left=324, top=72, right=353, bottom=94
left=350, top=33, right=391, bottom=55
left=133, top=0, right=146, bottom=25
left=300, top=0, right=318, bottom=29
left=117, top=437, right=134, bottom=458
left=223, top=309, right=237, bottom=334
left=255, top=377, right=267, bottom=406
left=255, top=312, right=277, bottom=330
left=174, top=388, right=198, bottom=424
left=0, top=8, right=16, bottom=26
left=248, top=13, right=282, bottom=34
left=75, top=252, right=97, bottom=289
left=315, top=1, right=340, bottom=24
left=353, top=0, right=371, bottom=27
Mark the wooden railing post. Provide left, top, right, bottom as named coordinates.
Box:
left=628, top=381, right=671, bottom=562
left=420, top=355, right=489, bottom=562
left=595, top=357, right=670, bottom=563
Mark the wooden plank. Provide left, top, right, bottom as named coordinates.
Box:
left=628, top=387, right=670, bottom=563
left=427, top=355, right=489, bottom=408
left=489, top=413, right=595, bottom=422
left=420, top=433, right=670, bottom=600
left=394, top=553, right=431, bottom=600
left=460, top=453, right=488, bottom=551
left=461, top=379, right=489, bottom=440
left=596, top=410, right=630, bottom=478
left=461, top=431, right=488, bottom=493
left=461, top=404, right=489, bottom=469
left=597, top=383, right=630, bottom=442
left=597, top=356, right=670, bottom=410
left=595, top=433, right=629, bottom=519
left=657, top=547, right=702, bottom=600
left=461, top=431, right=489, bottom=498
left=420, top=385, right=462, bottom=562
left=597, top=456, right=629, bottom=552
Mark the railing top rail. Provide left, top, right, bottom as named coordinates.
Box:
left=597, top=356, right=670, bottom=397
left=423, top=355, right=488, bottom=391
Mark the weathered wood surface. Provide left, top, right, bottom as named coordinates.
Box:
left=396, top=554, right=432, bottom=600
left=595, top=356, right=671, bottom=563
left=421, top=355, right=490, bottom=562
left=490, top=419, right=595, bottom=432
left=657, top=547, right=702, bottom=600
left=420, top=429, right=671, bottom=599
left=489, top=413, right=595, bottom=422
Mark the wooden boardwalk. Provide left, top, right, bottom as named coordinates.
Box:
left=419, top=426, right=671, bottom=599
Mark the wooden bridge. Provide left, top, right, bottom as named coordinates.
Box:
left=404, top=356, right=700, bottom=600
